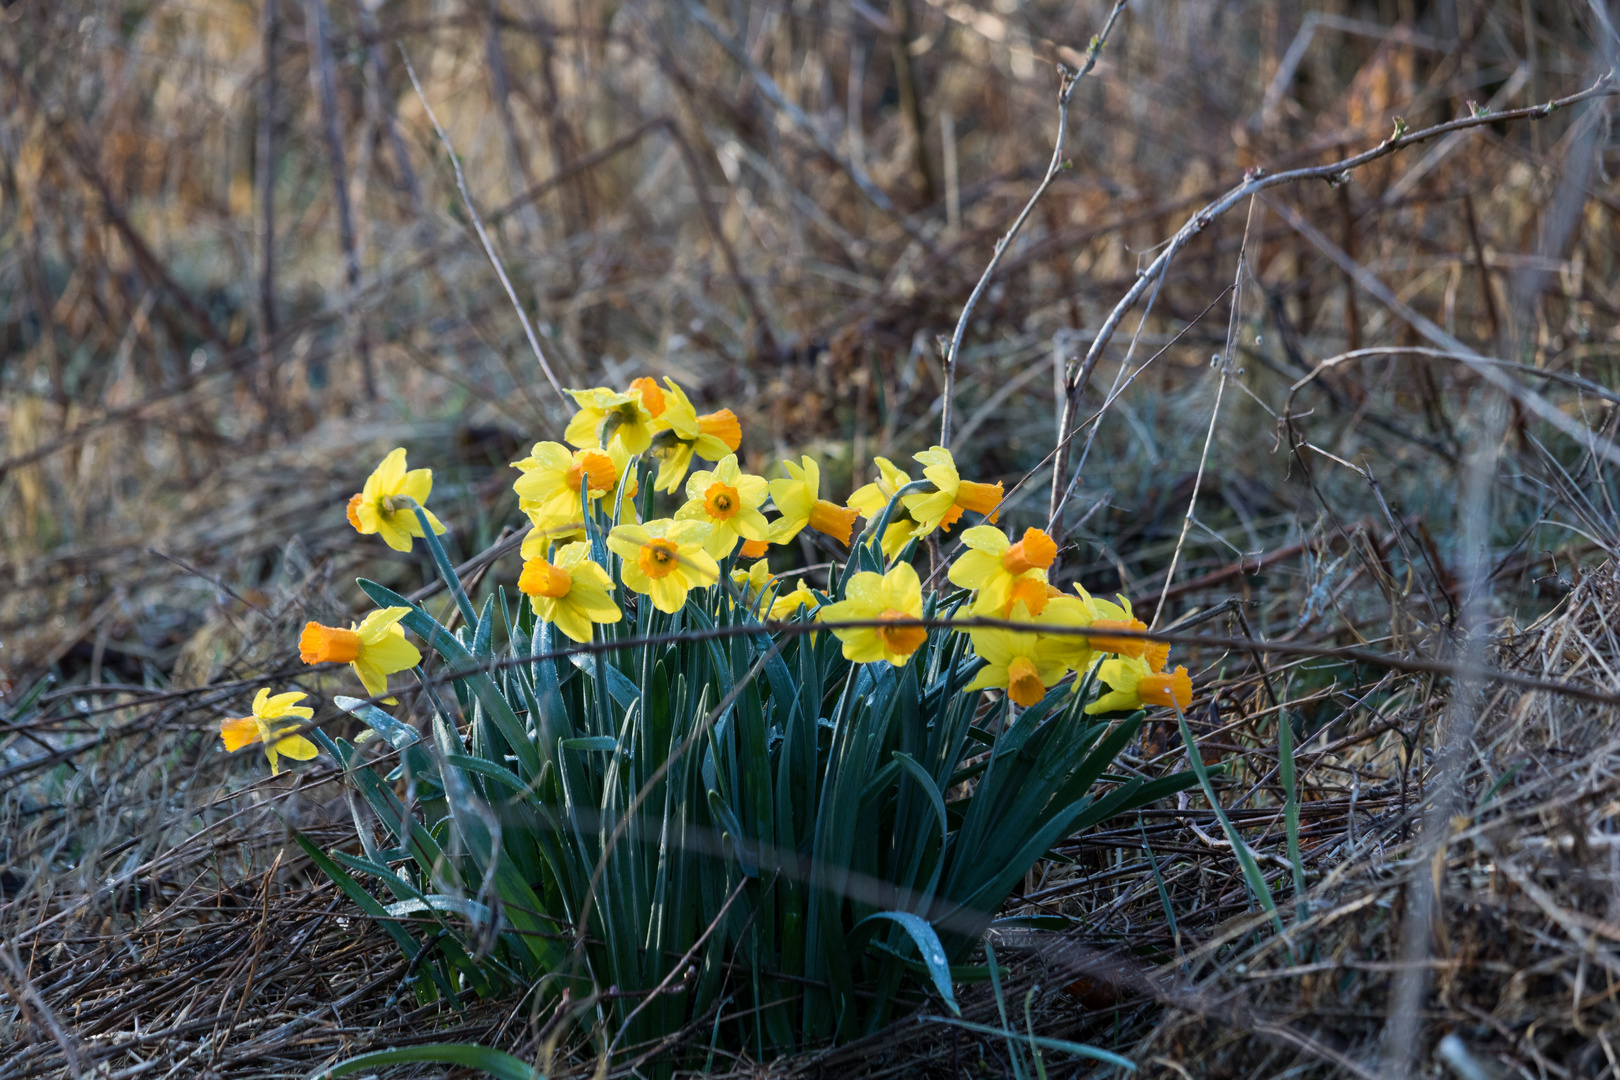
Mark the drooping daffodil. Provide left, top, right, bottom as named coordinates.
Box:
left=949, top=526, right=1059, bottom=616
left=1086, top=656, right=1194, bottom=714
left=645, top=378, right=741, bottom=492
left=901, top=446, right=1003, bottom=537
left=770, top=456, right=860, bottom=547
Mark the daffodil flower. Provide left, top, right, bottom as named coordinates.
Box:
left=963, top=624, right=1068, bottom=707
left=564, top=387, right=657, bottom=454
left=901, top=446, right=1004, bottom=537
left=1032, top=593, right=1096, bottom=672
left=220, top=688, right=319, bottom=774
left=769, top=456, right=861, bottom=546
left=300, top=606, right=422, bottom=704
left=847, top=457, right=920, bottom=559
left=730, top=557, right=774, bottom=609
left=767, top=579, right=820, bottom=620
left=607, top=518, right=719, bottom=613
left=518, top=542, right=622, bottom=643
left=513, top=442, right=618, bottom=518
left=645, top=378, right=742, bottom=492
left=346, top=448, right=447, bottom=552
left=675, top=454, right=771, bottom=557
left=628, top=375, right=667, bottom=418
left=513, top=441, right=634, bottom=547
left=1086, top=657, right=1193, bottom=714
left=949, top=526, right=1059, bottom=616
left=1072, top=586, right=1157, bottom=662
left=818, top=561, right=927, bottom=666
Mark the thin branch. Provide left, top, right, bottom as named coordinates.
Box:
left=1150, top=195, right=1260, bottom=628
left=940, top=0, right=1127, bottom=448
left=307, top=0, right=377, bottom=400
left=1048, top=73, right=1620, bottom=529
left=398, top=46, right=570, bottom=411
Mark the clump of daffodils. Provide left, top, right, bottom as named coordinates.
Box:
left=221, top=375, right=1196, bottom=776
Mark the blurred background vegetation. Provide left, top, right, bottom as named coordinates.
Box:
left=4, top=0, right=1612, bottom=694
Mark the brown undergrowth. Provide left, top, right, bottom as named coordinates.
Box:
left=4, top=0, right=1620, bottom=1075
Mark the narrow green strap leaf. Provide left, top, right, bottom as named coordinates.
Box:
left=357, top=578, right=541, bottom=779
left=923, top=1017, right=1136, bottom=1070
left=560, top=736, right=618, bottom=752
left=411, top=504, right=478, bottom=628
left=849, top=911, right=959, bottom=1016
left=1176, top=706, right=1284, bottom=937
left=891, top=751, right=949, bottom=847
left=443, top=753, right=531, bottom=794
left=568, top=650, right=640, bottom=709
left=382, top=895, right=495, bottom=923
left=305, top=1044, right=535, bottom=1080
left=333, top=696, right=420, bottom=750
left=292, top=832, right=434, bottom=982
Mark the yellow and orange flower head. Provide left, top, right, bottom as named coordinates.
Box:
left=768, top=579, right=820, bottom=620
left=518, top=541, right=622, bottom=643
left=346, top=448, right=447, bottom=553
left=1032, top=593, right=1096, bottom=672
left=769, top=456, right=861, bottom=547
left=300, top=606, right=422, bottom=704
left=606, top=518, right=719, bottom=613
left=900, top=446, right=1004, bottom=537
left=512, top=441, right=630, bottom=544
left=1086, top=657, right=1194, bottom=714
left=847, top=457, right=920, bottom=559
left=817, top=561, right=927, bottom=666
left=645, top=378, right=741, bottom=492
left=627, top=375, right=667, bottom=418
left=730, top=557, right=774, bottom=609
left=220, top=688, right=319, bottom=775
left=1074, top=587, right=1150, bottom=659
left=674, top=454, right=771, bottom=558
left=563, top=387, right=657, bottom=454
left=950, top=526, right=1059, bottom=616
left=964, top=623, right=1068, bottom=708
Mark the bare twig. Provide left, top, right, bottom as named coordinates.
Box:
left=1048, top=74, right=1620, bottom=530
left=1150, top=195, right=1260, bottom=628
left=398, top=46, right=570, bottom=411
left=307, top=0, right=377, bottom=400
left=940, top=0, right=1126, bottom=448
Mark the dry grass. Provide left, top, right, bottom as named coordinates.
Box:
left=4, top=0, right=1620, bottom=1075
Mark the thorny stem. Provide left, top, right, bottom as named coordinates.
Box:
left=1047, top=73, right=1620, bottom=543
left=398, top=47, right=570, bottom=412
left=940, top=1, right=1127, bottom=449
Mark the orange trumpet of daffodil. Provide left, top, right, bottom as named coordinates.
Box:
left=518, top=542, right=622, bottom=643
